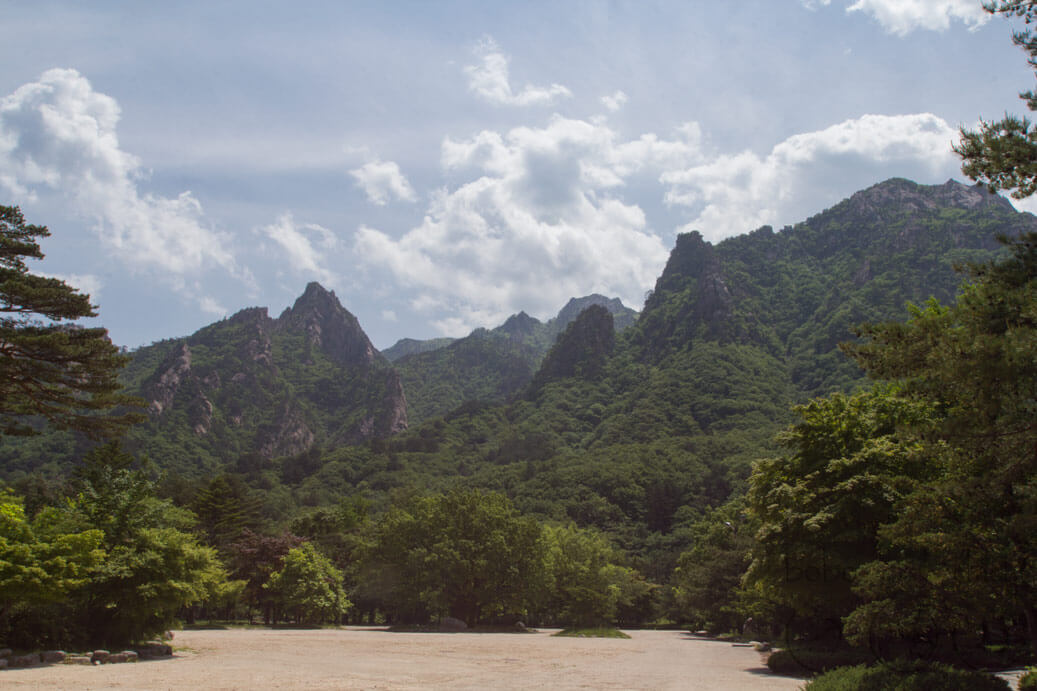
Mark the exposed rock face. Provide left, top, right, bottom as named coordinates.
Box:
left=124, top=282, right=408, bottom=467
left=145, top=341, right=192, bottom=415
left=276, top=282, right=378, bottom=368
left=257, top=402, right=316, bottom=459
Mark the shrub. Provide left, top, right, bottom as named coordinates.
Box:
left=803, top=661, right=1010, bottom=691
left=1019, top=667, right=1037, bottom=690
left=766, top=646, right=872, bottom=676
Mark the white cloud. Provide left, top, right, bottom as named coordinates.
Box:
left=356, top=115, right=700, bottom=335
left=662, top=113, right=960, bottom=241
left=381, top=309, right=398, bottom=322
left=0, top=69, right=241, bottom=281
left=260, top=213, right=337, bottom=285
left=349, top=158, right=417, bottom=205
left=42, top=272, right=103, bottom=304
left=806, top=0, right=990, bottom=35
left=198, top=295, right=226, bottom=317
left=601, top=90, right=628, bottom=112
left=464, top=37, right=572, bottom=107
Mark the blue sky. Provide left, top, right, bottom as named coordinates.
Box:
left=1, top=0, right=1033, bottom=349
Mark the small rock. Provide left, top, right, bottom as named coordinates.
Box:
left=753, top=641, right=772, bottom=652
left=0, top=659, right=7, bottom=670
left=91, top=650, right=111, bottom=664
left=65, top=655, right=93, bottom=665
left=514, top=621, right=527, bottom=632
left=438, top=617, right=467, bottom=632
left=41, top=650, right=66, bottom=664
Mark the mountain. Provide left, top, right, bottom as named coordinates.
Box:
left=392, top=295, right=638, bottom=424
left=1, top=178, right=1030, bottom=569
left=366, top=178, right=1029, bottom=574
left=112, top=283, right=406, bottom=478
left=382, top=337, right=456, bottom=362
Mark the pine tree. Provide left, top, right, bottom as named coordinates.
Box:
left=0, top=205, right=141, bottom=438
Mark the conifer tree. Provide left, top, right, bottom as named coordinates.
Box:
left=0, top=205, right=141, bottom=438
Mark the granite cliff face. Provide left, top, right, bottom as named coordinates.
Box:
left=123, top=284, right=407, bottom=472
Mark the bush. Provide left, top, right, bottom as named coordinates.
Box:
left=766, top=646, right=872, bottom=676
left=803, top=662, right=1010, bottom=691
left=1019, top=667, right=1037, bottom=690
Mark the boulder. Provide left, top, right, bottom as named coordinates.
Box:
left=0, top=648, right=11, bottom=658
left=135, top=642, right=172, bottom=658
left=11, top=653, right=40, bottom=667
left=65, top=655, right=93, bottom=665
left=120, top=650, right=139, bottom=662
left=108, top=653, right=129, bottom=664
left=41, top=650, right=66, bottom=664
left=439, top=617, right=468, bottom=632
left=91, top=650, right=111, bottom=664
left=0, top=659, right=7, bottom=670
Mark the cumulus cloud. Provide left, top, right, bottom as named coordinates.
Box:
left=0, top=69, right=241, bottom=281
left=260, top=213, right=337, bottom=285
left=662, top=113, right=960, bottom=241
left=356, top=115, right=702, bottom=335
left=464, top=37, right=572, bottom=107
left=349, top=158, right=417, bottom=205
left=805, top=0, right=990, bottom=34
left=601, top=90, right=628, bottom=112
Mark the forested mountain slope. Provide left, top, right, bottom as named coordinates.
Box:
left=0, top=178, right=1030, bottom=573
left=351, top=178, right=1029, bottom=575
left=393, top=294, right=638, bottom=424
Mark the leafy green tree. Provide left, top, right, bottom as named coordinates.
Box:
left=671, top=499, right=755, bottom=634
left=226, top=528, right=305, bottom=625
left=0, top=205, right=141, bottom=438
left=264, top=542, right=350, bottom=625
left=841, top=235, right=1037, bottom=651
left=0, top=490, right=103, bottom=628
left=744, top=387, right=936, bottom=637
left=368, top=489, right=545, bottom=626
left=541, top=522, right=647, bottom=627
left=63, top=442, right=232, bottom=645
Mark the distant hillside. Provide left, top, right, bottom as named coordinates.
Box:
left=393, top=295, right=638, bottom=424
left=1, top=178, right=1030, bottom=573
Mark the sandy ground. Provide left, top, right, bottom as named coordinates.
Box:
left=1, top=627, right=807, bottom=690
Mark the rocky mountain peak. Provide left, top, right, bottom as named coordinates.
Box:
left=846, top=177, right=1014, bottom=215
left=277, top=282, right=378, bottom=368
left=498, top=311, right=542, bottom=341
left=554, top=294, right=638, bottom=333
left=531, top=304, right=615, bottom=390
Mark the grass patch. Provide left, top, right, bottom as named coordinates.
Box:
left=553, top=627, right=630, bottom=639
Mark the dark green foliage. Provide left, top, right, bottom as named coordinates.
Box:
left=367, top=489, right=546, bottom=626
left=765, top=647, right=874, bottom=676
left=1020, top=667, right=1037, bottom=689
left=0, top=205, right=142, bottom=439
left=956, top=2, right=1037, bottom=198
left=803, top=662, right=1010, bottom=691
left=530, top=305, right=614, bottom=389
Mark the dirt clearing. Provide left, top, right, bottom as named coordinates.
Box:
left=1, top=627, right=805, bottom=690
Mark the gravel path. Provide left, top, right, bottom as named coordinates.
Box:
left=1, top=627, right=806, bottom=690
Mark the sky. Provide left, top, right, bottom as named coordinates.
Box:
left=1, top=0, right=1035, bottom=350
